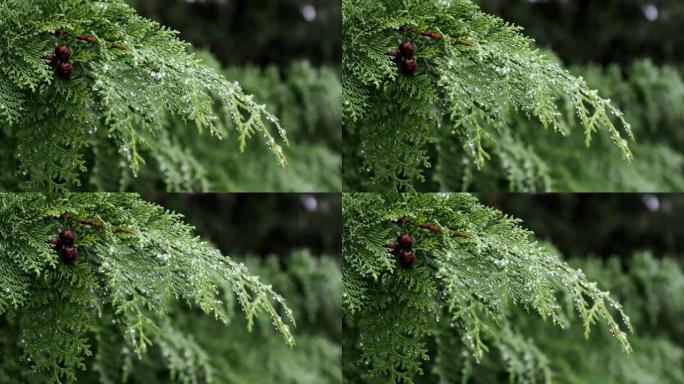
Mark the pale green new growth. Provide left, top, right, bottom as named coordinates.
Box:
left=342, top=0, right=633, bottom=191
left=0, top=193, right=294, bottom=383
left=342, top=193, right=631, bottom=383
left=0, top=0, right=286, bottom=191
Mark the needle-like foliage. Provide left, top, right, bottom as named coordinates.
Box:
left=0, top=193, right=294, bottom=383
left=436, top=59, right=684, bottom=192
left=0, top=0, right=286, bottom=191
left=342, top=0, right=633, bottom=191
left=97, top=58, right=341, bottom=193
left=434, top=252, right=684, bottom=384
left=342, top=193, right=632, bottom=383
left=64, top=251, right=342, bottom=384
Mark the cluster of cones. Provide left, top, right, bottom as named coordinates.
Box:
left=43, top=44, right=73, bottom=79
left=388, top=40, right=417, bottom=75
left=48, top=228, right=78, bottom=263
left=387, top=232, right=416, bottom=267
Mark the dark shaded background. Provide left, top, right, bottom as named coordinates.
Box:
left=129, top=0, right=341, bottom=67
left=477, top=0, right=684, bottom=66
left=142, top=194, right=341, bottom=257
left=480, top=194, right=684, bottom=261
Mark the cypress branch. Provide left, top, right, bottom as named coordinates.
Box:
left=0, top=0, right=287, bottom=191
left=436, top=59, right=684, bottom=192
left=436, top=252, right=684, bottom=383
left=342, top=0, right=633, bottom=191
left=0, top=193, right=295, bottom=383
left=342, top=193, right=632, bottom=383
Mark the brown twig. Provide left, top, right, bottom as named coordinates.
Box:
left=55, top=214, right=135, bottom=234
left=76, top=34, right=97, bottom=43
left=81, top=219, right=135, bottom=234
left=80, top=219, right=102, bottom=228
left=398, top=24, right=474, bottom=46
left=420, top=223, right=471, bottom=238
left=54, top=29, right=127, bottom=50
left=419, top=31, right=474, bottom=46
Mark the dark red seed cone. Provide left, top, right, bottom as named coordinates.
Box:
left=59, top=229, right=76, bottom=246
left=386, top=242, right=401, bottom=255
left=399, top=24, right=414, bottom=33
left=397, top=217, right=412, bottom=225
left=56, top=62, right=73, bottom=79
left=54, top=44, right=72, bottom=61
left=43, top=52, right=58, bottom=67
left=48, top=238, right=61, bottom=248
left=60, top=247, right=78, bottom=263
left=397, top=233, right=414, bottom=249
left=387, top=49, right=401, bottom=63
left=401, top=58, right=417, bottom=75
left=399, top=250, right=416, bottom=267
left=399, top=41, right=416, bottom=58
